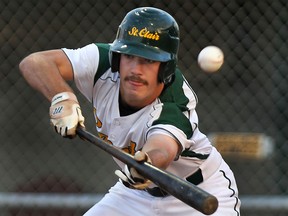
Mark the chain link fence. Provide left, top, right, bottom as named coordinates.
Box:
left=1, top=0, right=288, bottom=215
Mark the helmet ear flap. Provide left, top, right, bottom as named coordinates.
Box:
left=159, top=60, right=176, bottom=85
left=110, top=52, right=120, bottom=72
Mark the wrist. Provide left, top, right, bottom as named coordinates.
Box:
left=51, top=92, right=78, bottom=105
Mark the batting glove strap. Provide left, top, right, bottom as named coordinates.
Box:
left=49, top=92, right=85, bottom=138
left=51, top=92, right=78, bottom=105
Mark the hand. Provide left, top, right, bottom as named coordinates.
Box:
left=49, top=92, right=85, bottom=138
left=115, top=151, right=152, bottom=190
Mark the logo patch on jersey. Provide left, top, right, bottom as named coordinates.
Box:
left=128, top=27, right=160, bottom=41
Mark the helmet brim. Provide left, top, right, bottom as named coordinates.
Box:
left=110, top=40, right=173, bottom=62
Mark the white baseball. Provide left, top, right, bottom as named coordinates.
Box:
left=198, top=46, right=224, bottom=73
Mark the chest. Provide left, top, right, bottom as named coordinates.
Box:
left=92, top=76, right=160, bottom=153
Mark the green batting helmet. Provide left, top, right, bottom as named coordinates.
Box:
left=110, top=7, right=180, bottom=84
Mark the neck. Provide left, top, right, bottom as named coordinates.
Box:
left=118, top=95, right=141, bottom=116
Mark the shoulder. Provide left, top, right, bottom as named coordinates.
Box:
left=63, top=43, right=113, bottom=83
left=61, top=43, right=100, bottom=74
left=151, top=102, right=193, bottom=138
left=62, top=43, right=99, bottom=58
left=93, top=43, right=112, bottom=83
left=62, top=43, right=110, bottom=64
left=150, top=69, right=198, bottom=138
left=159, top=68, right=198, bottom=111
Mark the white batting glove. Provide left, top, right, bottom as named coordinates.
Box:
left=115, top=151, right=152, bottom=190
left=49, top=92, right=85, bottom=138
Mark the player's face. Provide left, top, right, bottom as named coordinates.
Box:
left=119, top=54, right=164, bottom=109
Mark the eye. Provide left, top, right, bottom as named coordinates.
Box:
left=144, top=58, right=156, bottom=64
left=123, top=54, right=133, bottom=59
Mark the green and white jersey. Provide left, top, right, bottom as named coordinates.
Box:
left=62, top=43, right=213, bottom=178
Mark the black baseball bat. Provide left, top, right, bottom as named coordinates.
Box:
left=76, top=127, right=218, bottom=215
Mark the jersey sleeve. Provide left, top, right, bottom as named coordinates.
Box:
left=147, top=102, right=195, bottom=155
left=147, top=124, right=194, bottom=159
left=62, top=43, right=100, bottom=102
left=155, top=69, right=198, bottom=138
left=146, top=69, right=199, bottom=157
left=160, top=68, right=198, bottom=111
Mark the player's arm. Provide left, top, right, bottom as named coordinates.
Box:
left=19, top=50, right=74, bottom=100
left=142, top=134, right=179, bottom=170
left=19, top=50, right=85, bottom=138
left=115, top=134, right=179, bottom=189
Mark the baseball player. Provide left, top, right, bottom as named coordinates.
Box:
left=19, top=7, right=241, bottom=216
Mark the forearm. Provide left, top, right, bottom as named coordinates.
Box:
left=142, top=134, right=179, bottom=170
left=19, top=51, right=73, bottom=101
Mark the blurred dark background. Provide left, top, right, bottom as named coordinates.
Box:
left=1, top=0, right=287, bottom=215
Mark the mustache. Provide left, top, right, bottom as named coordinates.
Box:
left=124, top=75, right=148, bottom=85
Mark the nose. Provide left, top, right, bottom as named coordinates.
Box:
left=130, top=57, right=144, bottom=74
